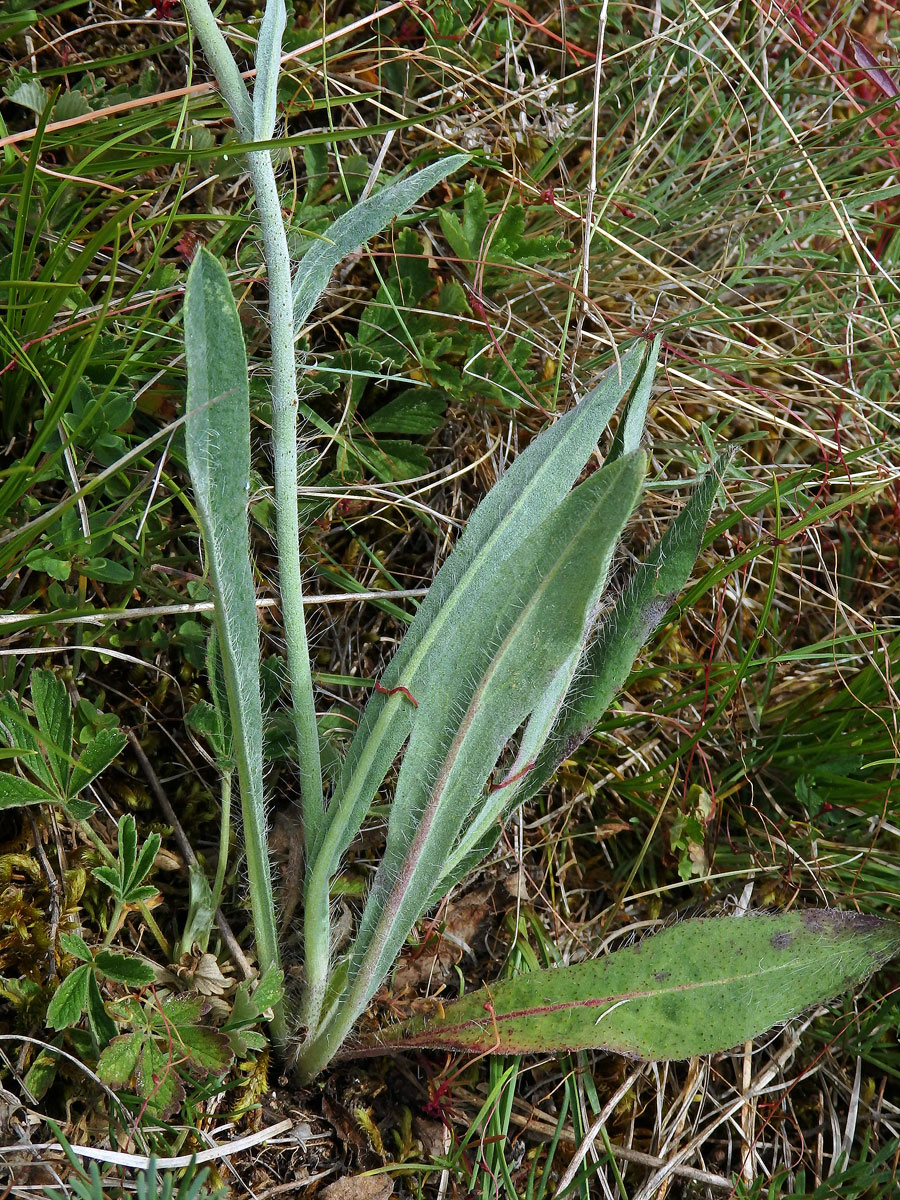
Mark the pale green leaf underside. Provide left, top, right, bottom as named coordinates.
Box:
left=363, top=910, right=900, bottom=1059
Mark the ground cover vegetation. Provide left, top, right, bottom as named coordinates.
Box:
left=0, top=0, right=899, bottom=1196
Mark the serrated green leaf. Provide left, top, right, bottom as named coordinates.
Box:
left=292, top=155, right=469, bottom=327
left=46, top=963, right=91, bottom=1030
left=366, top=911, right=900, bottom=1058
left=252, top=966, right=284, bottom=1014
left=30, top=669, right=73, bottom=793
left=97, top=1032, right=142, bottom=1087
left=160, top=994, right=206, bottom=1028
left=132, top=830, right=161, bottom=888
left=95, top=952, right=155, bottom=987
left=123, top=884, right=158, bottom=903
left=366, top=388, right=447, bottom=434
left=138, top=1038, right=183, bottom=1118
left=59, top=931, right=92, bottom=962
left=5, top=76, right=49, bottom=114
left=53, top=88, right=91, bottom=122
left=66, top=795, right=97, bottom=820
left=69, top=728, right=127, bottom=796
left=93, top=865, right=120, bottom=891
left=176, top=1025, right=232, bottom=1073
left=0, top=773, right=56, bottom=810
left=86, top=969, right=118, bottom=1046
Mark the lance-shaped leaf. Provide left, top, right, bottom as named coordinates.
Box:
left=301, top=344, right=650, bottom=1039
left=607, top=333, right=661, bottom=463
left=253, top=0, right=286, bottom=142
left=184, top=248, right=281, bottom=1002
left=315, top=343, right=649, bottom=866
left=329, top=452, right=647, bottom=1039
left=518, top=447, right=735, bottom=803
left=359, top=910, right=900, bottom=1059
left=292, top=155, right=470, bottom=328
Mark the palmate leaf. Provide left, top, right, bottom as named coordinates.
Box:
left=360, top=911, right=900, bottom=1059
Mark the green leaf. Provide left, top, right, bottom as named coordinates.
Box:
left=184, top=246, right=274, bottom=1005
left=342, top=452, right=646, bottom=1017
left=318, top=341, right=649, bottom=868
left=0, top=773, right=56, bottom=810
left=24, top=1047, right=59, bottom=1099
left=438, top=180, right=571, bottom=275
left=366, top=911, right=900, bottom=1058
left=66, top=795, right=97, bottom=820
left=176, top=1024, right=232, bottom=1073
left=59, top=931, right=92, bottom=962
left=607, top=334, right=661, bottom=462
left=24, top=547, right=71, bottom=580
left=132, top=829, right=161, bottom=890
left=5, top=75, right=49, bottom=114
left=118, top=813, right=138, bottom=886
left=138, top=1038, right=183, bottom=1118
left=93, top=865, right=120, bottom=891
left=292, top=155, right=470, bottom=328
left=30, top=669, right=73, bottom=793
left=97, top=1032, right=142, bottom=1087
left=86, top=969, right=118, bottom=1046
left=522, top=447, right=735, bottom=804
left=183, top=248, right=263, bottom=801
left=69, top=728, right=127, bottom=796
left=160, top=994, right=206, bottom=1027
left=46, top=963, right=91, bottom=1030
left=80, top=557, right=134, bottom=585
left=95, top=952, right=155, bottom=987
left=253, top=0, right=286, bottom=141
left=252, top=966, right=284, bottom=1014
left=366, top=388, right=447, bottom=434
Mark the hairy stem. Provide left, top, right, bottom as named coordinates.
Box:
left=183, top=1, right=325, bottom=854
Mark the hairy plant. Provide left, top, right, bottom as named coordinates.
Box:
left=177, top=0, right=900, bottom=1083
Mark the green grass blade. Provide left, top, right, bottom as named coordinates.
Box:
left=183, top=247, right=283, bottom=1038
left=292, top=154, right=470, bottom=327
left=363, top=911, right=900, bottom=1058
